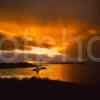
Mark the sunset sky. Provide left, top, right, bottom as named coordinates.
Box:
left=0, top=0, right=99, bottom=62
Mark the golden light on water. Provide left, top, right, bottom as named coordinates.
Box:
left=0, top=65, right=71, bottom=83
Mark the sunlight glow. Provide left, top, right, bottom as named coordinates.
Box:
left=31, top=47, right=61, bottom=57
left=11, top=47, right=61, bottom=57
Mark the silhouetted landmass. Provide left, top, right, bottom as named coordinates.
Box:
left=0, top=62, right=36, bottom=68
left=0, top=77, right=99, bottom=100
left=50, top=61, right=86, bottom=64
left=48, top=60, right=89, bottom=64
left=0, top=61, right=86, bottom=69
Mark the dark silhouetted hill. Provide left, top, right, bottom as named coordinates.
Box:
left=0, top=77, right=99, bottom=100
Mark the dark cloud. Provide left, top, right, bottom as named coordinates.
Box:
left=0, top=33, right=55, bottom=50
left=0, top=0, right=99, bottom=25
left=0, top=0, right=99, bottom=61
left=40, top=42, right=55, bottom=48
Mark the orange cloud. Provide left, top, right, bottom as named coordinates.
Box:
left=0, top=20, right=99, bottom=58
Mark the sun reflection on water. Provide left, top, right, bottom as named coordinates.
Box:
left=0, top=64, right=71, bottom=82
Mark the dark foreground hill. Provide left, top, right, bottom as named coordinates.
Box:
left=0, top=77, right=99, bottom=100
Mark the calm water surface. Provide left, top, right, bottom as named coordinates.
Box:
left=0, top=63, right=100, bottom=86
